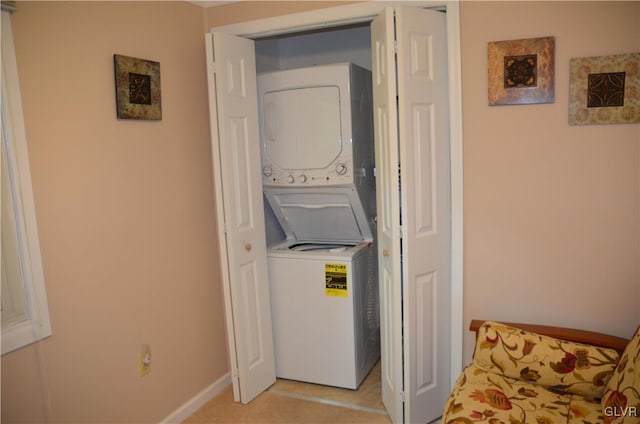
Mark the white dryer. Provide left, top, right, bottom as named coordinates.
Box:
left=259, top=63, right=375, bottom=194
left=258, top=63, right=379, bottom=389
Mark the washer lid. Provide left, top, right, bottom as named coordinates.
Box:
left=264, top=188, right=373, bottom=243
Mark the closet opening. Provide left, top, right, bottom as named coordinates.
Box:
left=253, top=21, right=384, bottom=410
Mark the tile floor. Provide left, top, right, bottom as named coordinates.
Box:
left=183, top=361, right=391, bottom=424
left=183, top=361, right=443, bottom=424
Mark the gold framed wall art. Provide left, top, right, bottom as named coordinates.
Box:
left=488, top=36, right=555, bottom=106
left=114, top=54, right=162, bottom=120
left=568, top=53, right=639, bottom=125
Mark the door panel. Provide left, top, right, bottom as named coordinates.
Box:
left=395, top=7, right=451, bottom=424
left=412, top=104, right=436, bottom=234
left=370, top=8, right=404, bottom=424
left=238, top=261, right=261, bottom=367
left=415, top=270, right=436, bottom=394
left=229, top=117, right=253, bottom=227
left=210, top=31, right=276, bottom=404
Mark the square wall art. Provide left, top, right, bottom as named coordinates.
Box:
left=488, top=36, right=555, bottom=106
left=569, top=53, right=640, bottom=125
left=114, top=54, right=162, bottom=120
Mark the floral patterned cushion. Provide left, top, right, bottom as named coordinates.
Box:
left=601, top=325, right=640, bottom=424
left=443, top=364, right=577, bottom=424
left=567, top=396, right=606, bottom=423
left=473, top=322, right=621, bottom=401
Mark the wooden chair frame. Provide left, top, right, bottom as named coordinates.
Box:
left=470, top=319, right=629, bottom=355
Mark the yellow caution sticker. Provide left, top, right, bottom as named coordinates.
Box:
left=325, top=263, right=348, bottom=297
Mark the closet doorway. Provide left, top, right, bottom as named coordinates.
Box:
left=205, top=3, right=463, bottom=423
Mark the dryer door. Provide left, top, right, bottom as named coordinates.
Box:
left=262, top=86, right=342, bottom=171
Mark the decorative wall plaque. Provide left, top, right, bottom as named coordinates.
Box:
left=488, top=36, right=555, bottom=106
left=569, top=53, right=639, bottom=125
left=114, top=54, right=162, bottom=120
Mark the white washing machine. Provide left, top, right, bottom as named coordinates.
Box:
left=268, top=241, right=379, bottom=389
left=259, top=63, right=379, bottom=389
left=264, top=187, right=378, bottom=389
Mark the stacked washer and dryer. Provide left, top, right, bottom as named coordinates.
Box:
left=258, top=63, right=380, bottom=390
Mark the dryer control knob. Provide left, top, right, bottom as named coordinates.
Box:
left=336, top=163, right=348, bottom=175
left=287, top=174, right=295, bottom=184
left=262, top=166, right=272, bottom=177
left=299, top=174, right=308, bottom=183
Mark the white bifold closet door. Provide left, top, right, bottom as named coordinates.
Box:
left=371, top=6, right=451, bottom=424
left=206, top=31, right=276, bottom=404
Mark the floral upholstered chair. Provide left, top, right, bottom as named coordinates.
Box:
left=442, top=320, right=638, bottom=424
left=602, top=325, right=640, bottom=424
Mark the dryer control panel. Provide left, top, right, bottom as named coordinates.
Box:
left=261, top=161, right=355, bottom=186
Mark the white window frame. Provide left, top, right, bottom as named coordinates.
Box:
left=1, top=9, right=52, bottom=355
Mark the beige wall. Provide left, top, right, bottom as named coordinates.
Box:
left=3, top=1, right=639, bottom=422
left=3, top=2, right=228, bottom=423
left=461, top=1, right=640, bottom=360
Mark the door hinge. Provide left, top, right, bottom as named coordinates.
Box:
left=397, top=224, right=405, bottom=238
left=394, top=40, right=398, bottom=54
left=400, top=391, right=406, bottom=402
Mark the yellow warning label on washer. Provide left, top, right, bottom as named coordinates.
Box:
left=325, top=263, right=348, bottom=297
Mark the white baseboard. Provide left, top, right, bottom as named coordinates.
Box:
left=161, top=372, right=231, bottom=424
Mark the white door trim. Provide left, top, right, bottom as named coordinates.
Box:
left=212, top=0, right=464, bottom=388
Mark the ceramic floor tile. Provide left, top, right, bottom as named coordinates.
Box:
left=183, top=361, right=390, bottom=424
left=183, top=387, right=390, bottom=424
left=270, top=360, right=383, bottom=410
